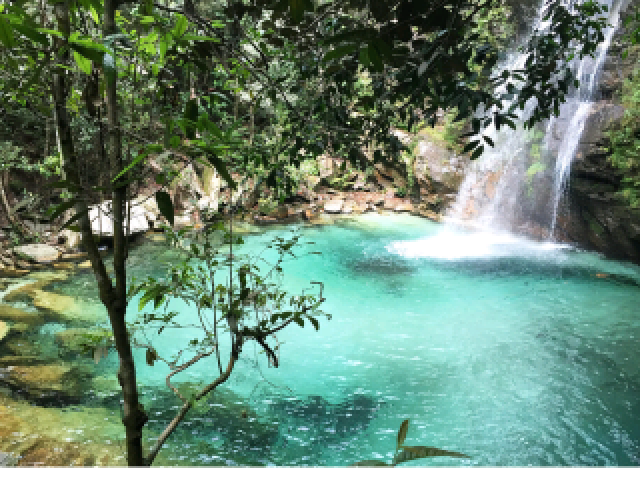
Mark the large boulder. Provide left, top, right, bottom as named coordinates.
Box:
left=324, top=199, right=344, bottom=213
left=31, top=290, right=107, bottom=326
left=413, top=140, right=467, bottom=193
left=1, top=363, right=90, bottom=401
left=12, top=244, right=60, bottom=264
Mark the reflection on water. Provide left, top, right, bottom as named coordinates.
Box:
left=2, top=213, right=640, bottom=466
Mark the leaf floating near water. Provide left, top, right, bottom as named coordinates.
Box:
left=350, top=460, right=390, bottom=467
left=397, top=418, right=409, bottom=450
left=393, top=445, right=470, bottom=466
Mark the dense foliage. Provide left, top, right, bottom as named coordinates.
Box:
left=0, top=0, right=612, bottom=467
left=606, top=7, right=640, bottom=207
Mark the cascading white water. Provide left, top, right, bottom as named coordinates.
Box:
left=447, top=0, right=625, bottom=240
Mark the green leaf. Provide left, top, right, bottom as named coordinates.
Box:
left=482, top=135, right=495, bottom=148
left=526, top=161, right=546, bottom=177
left=155, top=191, right=174, bottom=227
left=12, top=23, right=48, bottom=45
left=462, top=140, right=479, bottom=154
left=181, top=34, right=219, bottom=43
left=172, top=14, right=188, bottom=38
left=397, top=419, right=409, bottom=450
left=183, top=99, right=198, bottom=140
left=0, top=16, right=15, bottom=48
left=69, top=41, right=107, bottom=65
left=367, top=42, right=383, bottom=71
left=47, top=199, right=77, bottom=223
left=393, top=445, right=470, bottom=466
left=73, top=50, right=92, bottom=74
left=206, top=155, right=236, bottom=189
left=470, top=145, right=484, bottom=160
left=322, top=43, right=358, bottom=64
left=289, top=0, right=313, bottom=23
left=112, top=144, right=165, bottom=182
left=159, top=37, right=168, bottom=60
left=350, top=460, right=389, bottom=467
left=59, top=208, right=89, bottom=231
left=359, top=46, right=370, bottom=67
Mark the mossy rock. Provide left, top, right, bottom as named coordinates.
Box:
left=2, top=271, right=70, bottom=303
left=54, top=327, right=114, bottom=356
left=0, top=397, right=126, bottom=466
left=2, top=337, right=47, bottom=357
left=0, top=304, right=45, bottom=327
left=2, top=363, right=92, bottom=402
left=30, top=290, right=107, bottom=327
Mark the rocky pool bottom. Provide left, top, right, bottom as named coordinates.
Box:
left=1, top=213, right=640, bottom=466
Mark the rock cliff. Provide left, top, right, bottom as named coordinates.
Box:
left=558, top=1, right=640, bottom=263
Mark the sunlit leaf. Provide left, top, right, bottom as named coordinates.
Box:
left=0, top=16, right=15, bottom=48
left=172, top=14, right=188, bottom=38
left=397, top=419, right=409, bottom=449
left=393, top=445, right=470, bottom=466
left=350, top=460, right=389, bottom=467
left=73, top=50, right=92, bottom=74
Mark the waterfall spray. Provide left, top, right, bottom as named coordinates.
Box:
left=447, top=0, right=625, bottom=240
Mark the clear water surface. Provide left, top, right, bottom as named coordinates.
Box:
left=54, top=213, right=640, bottom=466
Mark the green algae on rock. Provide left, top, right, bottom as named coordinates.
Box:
left=54, top=328, right=114, bottom=356
left=0, top=304, right=45, bottom=327
left=0, top=396, right=126, bottom=466
left=2, top=364, right=92, bottom=402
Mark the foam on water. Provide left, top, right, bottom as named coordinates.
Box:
left=387, top=228, right=570, bottom=261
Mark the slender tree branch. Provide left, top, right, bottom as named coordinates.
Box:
left=145, top=346, right=237, bottom=466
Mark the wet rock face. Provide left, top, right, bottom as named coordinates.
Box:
left=559, top=6, right=640, bottom=264
left=413, top=140, right=466, bottom=194
left=562, top=151, right=640, bottom=263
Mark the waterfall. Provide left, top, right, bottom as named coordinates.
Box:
left=446, top=0, right=625, bottom=240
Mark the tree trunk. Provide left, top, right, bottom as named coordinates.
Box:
left=51, top=0, right=147, bottom=466
left=104, top=0, right=147, bottom=466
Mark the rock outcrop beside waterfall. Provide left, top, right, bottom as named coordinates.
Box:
left=559, top=4, right=640, bottom=263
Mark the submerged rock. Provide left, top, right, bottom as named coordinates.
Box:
left=54, top=328, right=114, bottom=356
left=0, top=321, right=8, bottom=342
left=0, top=305, right=44, bottom=327
left=0, top=396, right=126, bottom=466
left=31, top=290, right=106, bottom=326
left=0, top=268, right=30, bottom=278
left=12, top=244, right=61, bottom=264
left=1, top=363, right=91, bottom=402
